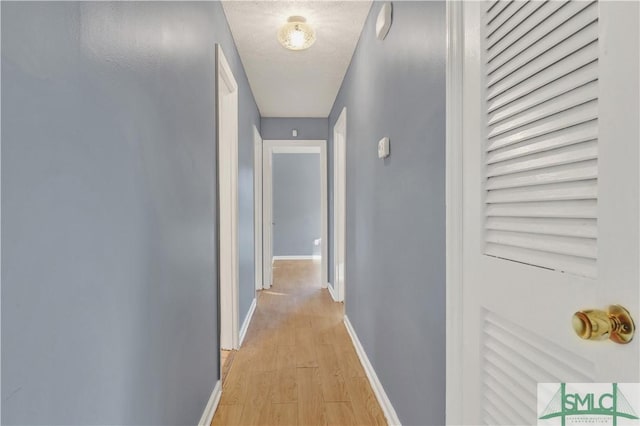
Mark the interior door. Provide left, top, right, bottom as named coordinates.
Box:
left=461, top=1, right=639, bottom=424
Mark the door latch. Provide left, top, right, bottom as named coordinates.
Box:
left=572, top=305, right=635, bottom=344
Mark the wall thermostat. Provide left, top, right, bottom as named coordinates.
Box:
left=378, top=137, right=390, bottom=159
left=376, top=3, right=392, bottom=41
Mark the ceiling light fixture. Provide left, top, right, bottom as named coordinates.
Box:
left=278, top=16, right=316, bottom=51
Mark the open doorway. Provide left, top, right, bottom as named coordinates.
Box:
left=216, top=45, right=239, bottom=383
left=262, top=140, right=328, bottom=291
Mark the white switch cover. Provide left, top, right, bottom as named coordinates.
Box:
left=292, top=129, right=298, bottom=137
left=378, top=137, right=390, bottom=159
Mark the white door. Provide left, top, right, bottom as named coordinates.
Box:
left=459, top=1, right=639, bottom=424
left=333, top=108, right=347, bottom=302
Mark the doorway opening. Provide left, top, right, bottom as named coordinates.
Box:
left=261, top=140, right=328, bottom=291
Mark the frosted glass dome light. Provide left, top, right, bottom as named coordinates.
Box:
left=278, top=16, right=316, bottom=51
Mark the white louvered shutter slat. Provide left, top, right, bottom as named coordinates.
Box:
left=488, top=81, right=598, bottom=137
left=485, top=244, right=597, bottom=278
left=487, top=43, right=598, bottom=111
left=486, top=122, right=597, bottom=164
left=487, top=1, right=596, bottom=73
left=486, top=0, right=514, bottom=26
left=486, top=200, right=597, bottom=219
left=487, top=24, right=598, bottom=98
left=486, top=2, right=545, bottom=54
left=486, top=1, right=529, bottom=40
left=487, top=2, right=598, bottom=81
left=483, top=0, right=599, bottom=278
left=487, top=2, right=564, bottom=60
left=485, top=217, right=597, bottom=239
left=486, top=140, right=597, bottom=177
left=486, top=103, right=597, bottom=151
left=487, top=62, right=598, bottom=124
left=486, top=180, right=597, bottom=204
left=486, top=160, right=598, bottom=190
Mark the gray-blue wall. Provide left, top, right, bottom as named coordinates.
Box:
left=328, top=2, right=446, bottom=424
left=1, top=2, right=259, bottom=424
left=272, top=153, right=321, bottom=257
left=261, top=117, right=328, bottom=140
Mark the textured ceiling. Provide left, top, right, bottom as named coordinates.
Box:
left=222, top=1, right=372, bottom=118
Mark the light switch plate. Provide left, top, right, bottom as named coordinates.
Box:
left=378, top=137, right=390, bottom=159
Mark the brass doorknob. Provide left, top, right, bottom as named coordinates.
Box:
left=572, top=305, right=635, bottom=344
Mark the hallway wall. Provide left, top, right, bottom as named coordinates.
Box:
left=261, top=117, right=329, bottom=140
left=1, top=2, right=259, bottom=425
left=328, top=2, right=447, bottom=424
left=272, top=153, right=322, bottom=257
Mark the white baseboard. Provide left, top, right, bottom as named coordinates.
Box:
left=343, top=315, right=402, bottom=426
left=238, top=297, right=257, bottom=347
left=198, top=380, right=222, bottom=426
left=272, top=255, right=321, bottom=261
left=327, top=283, right=338, bottom=301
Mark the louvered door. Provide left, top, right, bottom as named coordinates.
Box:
left=485, top=0, right=599, bottom=278
left=459, top=1, right=639, bottom=424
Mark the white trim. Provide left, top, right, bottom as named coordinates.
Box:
left=343, top=316, right=401, bottom=426
left=216, top=44, right=240, bottom=351
left=327, top=282, right=338, bottom=302
left=262, top=144, right=273, bottom=289
left=272, top=255, right=321, bottom=261
left=271, top=146, right=320, bottom=154
left=445, top=2, right=464, bottom=425
left=0, top=22, right=2, bottom=422
left=238, top=297, right=257, bottom=347
left=198, top=380, right=222, bottom=426
left=333, top=107, right=347, bottom=303
left=254, top=126, right=263, bottom=291
left=262, top=140, right=328, bottom=291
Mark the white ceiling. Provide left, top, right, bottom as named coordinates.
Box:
left=222, top=1, right=372, bottom=118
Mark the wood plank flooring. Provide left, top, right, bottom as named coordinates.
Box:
left=212, top=260, right=386, bottom=426
left=221, top=349, right=235, bottom=384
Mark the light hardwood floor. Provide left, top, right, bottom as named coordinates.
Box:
left=212, top=260, right=387, bottom=426
left=221, top=349, right=235, bottom=384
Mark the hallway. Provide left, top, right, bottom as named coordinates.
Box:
left=212, top=260, right=386, bottom=425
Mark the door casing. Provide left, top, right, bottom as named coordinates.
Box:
left=253, top=126, right=263, bottom=290
left=262, top=140, right=328, bottom=289
left=331, top=108, right=347, bottom=303
left=445, top=1, right=464, bottom=424
left=216, top=44, right=239, bottom=352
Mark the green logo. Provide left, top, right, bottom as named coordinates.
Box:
left=539, top=383, right=639, bottom=426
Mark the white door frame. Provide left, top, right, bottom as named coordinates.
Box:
left=216, top=45, right=239, bottom=351
left=253, top=126, right=263, bottom=291
left=445, top=2, right=464, bottom=424
left=262, top=140, right=328, bottom=289
left=331, top=108, right=347, bottom=303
